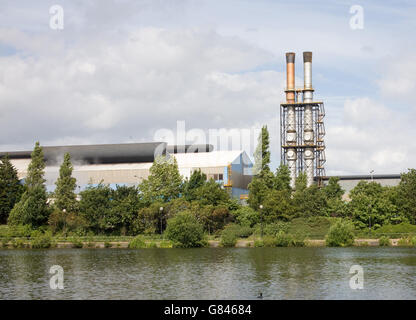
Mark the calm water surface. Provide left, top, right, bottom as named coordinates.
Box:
left=0, top=247, right=415, bottom=299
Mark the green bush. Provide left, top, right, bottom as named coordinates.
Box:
left=69, top=236, right=83, bottom=248
left=104, top=241, right=111, bottom=248
left=147, top=241, right=157, bottom=248
left=165, top=211, right=205, bottom=248
left=254, top=222, right=288, bottom=237
left=253, top=239, right=264, bottom=247
left=374, top=222, right=416, bottom=235
left=11, top=238, right=26, bottom=248
left=262, top=236, right=277, bottom=247
left=275, top=231, right=290, bottom=247
left=128, top=235, right=147, bottom=248
left=220, top=227, right=238, bottom=247
left=1, top=237, right=11, bottom=248
left=31, top=233, right=52, bottom=249
left=159, top=240, right=173, bottom=248
left=410, top=236, right=416, bottom=247
left=397, top=237, right=409, bottom=246
left=288, top=217, right=334, bottom=239
left=325, top=220, right=355, bottom=247
left=378, top=236, right=390, bottom=246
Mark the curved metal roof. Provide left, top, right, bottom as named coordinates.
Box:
left=0, top=142, right=167, bottom=164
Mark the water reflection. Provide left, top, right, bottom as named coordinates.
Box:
left=0, top=247, right=415, bottom=300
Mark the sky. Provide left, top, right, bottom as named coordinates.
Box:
left=0, top=0, right=415, bottom=175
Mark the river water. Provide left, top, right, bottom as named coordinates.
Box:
left=0, top=247, right=415, bottom=300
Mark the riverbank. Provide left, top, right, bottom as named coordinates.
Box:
left=0, top=238, right=411, bottom=249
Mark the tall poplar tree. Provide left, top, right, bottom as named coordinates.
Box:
left=54, top=153, right=78, bottom=212
left=8, top=142, right=50, bottom=227
left=0, top=155, right=24, bottom=224
left=248, top=126, right=274, bottom=209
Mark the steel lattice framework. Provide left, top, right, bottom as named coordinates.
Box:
left=280, top=100, right=326, bottom=187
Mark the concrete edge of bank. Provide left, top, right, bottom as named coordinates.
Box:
left=0, top=238, right=408, bottom=249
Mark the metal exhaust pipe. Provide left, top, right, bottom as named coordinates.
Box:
left=303, top=51, right=314, bottom=187
left=285, top=52, right=296, bottom=189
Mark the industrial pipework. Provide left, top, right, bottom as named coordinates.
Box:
left=303, top=51, right=314, bottom=187
left=285, top=52, right=297, bottom=189
left=280, top=51, right=326, bottom=189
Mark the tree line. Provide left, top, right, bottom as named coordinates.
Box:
left=0, top=128, right=415, bottom=239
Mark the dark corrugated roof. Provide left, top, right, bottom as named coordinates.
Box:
left=167, top=144, right=213, bottom=154
left=0, top=142, right=167, bottom=164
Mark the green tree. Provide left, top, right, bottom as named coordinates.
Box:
left=294, top=172, right=307, bottom=192
left=110, top=185, right=142, bottom=235
left=79, top=183, right=112, bottom=233
left=323, top=177, right=344, bottom=200
left=262, top=189, right=294, bottom=222
left=322, top=177, right=346, bottom=217
left=397, top=169, right=416, bottom=224
left=54, top=153, right=78, bottom=212
left=292, top=184, right=327, bottom=217
left=248, top=126, right=274, bottom=209
left=183, top=169, right=206, bottom=201
left=0, top=155, right=24, bottom=224
left=139, top=156, right=182, bottom=204
left=165, top=211, right=205, bottom=248
left=8, top=142, right=50, bottom=227
left=194, top=179, right=230, bottom=206
left=274, top=164, right=291, bottom=192
left=253, top=125, right=271, bottom=175
left=347, top=181, right=399, bottom=229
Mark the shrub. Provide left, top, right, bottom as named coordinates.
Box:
left=159, top=240, right=173, bottom=248
left=31, top=233, right=52, bottom=249
left=165, top=211, right=205, bottom=248
left=234, top=207, right=260, bottom=227
left=254, top=222, right=289, bottom=237
left=378, top=236, right=390, bottom=247
left=128, top=235, right=147, bottom=249
left=254, top=239, right=264, bottom=247
left=374, top=223, right=416, bottom=235
left=1, top=237, right=11, bottom=248
left=69, top=236, right=83, bottom=248
left=325, top=220, right=355, bottom=247
left=147, top=241, right=157, bottom=248
left=275, top=231, right=290, bottom=247
left=104, top=241, right=111, bottom=248
left=220, top=227, right=238, bottom=247
left=262, top=236, right=277, bottom=247
left=11, top=238, right=26, bottom=248
left=397, top=236, right=415, bottom=247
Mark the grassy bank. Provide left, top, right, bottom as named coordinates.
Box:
left=1, top=220, right=415, bottom=249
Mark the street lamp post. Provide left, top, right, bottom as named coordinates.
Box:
left=259, top=205, right=263, bottom=238
left=368, top=203, right=372, bottom=235
left=160, top=207, right=164, bottom=236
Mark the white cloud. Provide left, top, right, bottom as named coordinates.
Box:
left=377, top=55, right=416, bottom=102
left=325, top=97, right=416, bottom=175
left=0, top=27, right=283, bottom=153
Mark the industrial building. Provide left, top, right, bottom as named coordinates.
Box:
left=0, top=142, right=253, bottom=200
left=320, top=174, right=402, bottom=200
left=280, top=51, right=326, bottom=188
left=1, top=51, right=403, bottom=201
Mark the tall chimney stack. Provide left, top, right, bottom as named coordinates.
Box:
left=303, top=51, right=314, bottom=187
left=285, top=52, right=297, bottom=189
left=280, top=51, right=326, bottom=189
